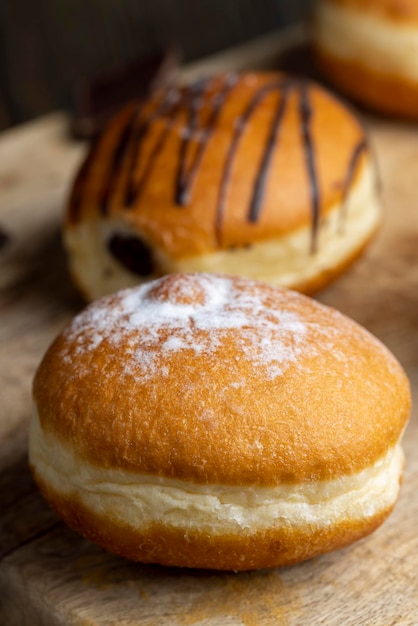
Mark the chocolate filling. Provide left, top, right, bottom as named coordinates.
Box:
left=107, top=234, right=156, bottom=277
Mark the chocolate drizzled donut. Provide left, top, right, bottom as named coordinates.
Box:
left=64, top=72, right=379, bottom=301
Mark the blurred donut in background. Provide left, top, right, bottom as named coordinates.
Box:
left=312, top=0, right=418, bottom=119
left=64, top=71, right=381, bottom=301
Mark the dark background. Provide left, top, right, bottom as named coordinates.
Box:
left=0, top=0, right=311, bottom=131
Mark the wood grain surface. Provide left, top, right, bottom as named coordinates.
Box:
left=1, top=32, right=418, bottom=625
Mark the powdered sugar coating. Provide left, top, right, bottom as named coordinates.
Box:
left=60, top=273, right=396, bottom=389
left=62, top=274, right=316, bottom=381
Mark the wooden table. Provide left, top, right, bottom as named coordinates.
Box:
left=1, top=30, right=418, bottom=625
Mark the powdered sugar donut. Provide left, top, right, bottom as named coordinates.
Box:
left=29, top=273, right=410, bottom=570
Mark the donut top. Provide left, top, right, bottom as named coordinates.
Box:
left=328, top=0, right=418, bottom=24
left=67, top=72, right=370, bottom=258
left=33, top=274, right=410, bottom=486
left=61, top=273, right=308, bottom=382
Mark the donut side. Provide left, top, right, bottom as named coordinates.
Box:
left=313, top=0, right=418, bottom=118
left=29, top=409, right=405, bottom=570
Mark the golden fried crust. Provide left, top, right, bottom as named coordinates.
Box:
left=32, top=273, right=411, bottom=486
left=31, top=471, right=395, bottom=570
left=327, top=0, right=418, bottom=24
left=66, top=72, right=369, bottom=259
left=315, top=48, right=418, bottom=120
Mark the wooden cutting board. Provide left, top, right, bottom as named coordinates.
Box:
left=1, top=29, right=418, bottom=625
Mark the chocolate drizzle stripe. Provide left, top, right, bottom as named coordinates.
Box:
left=248, top=84, right=291, bottom=223
left=124, top=90, right=182, bottom=207
left=68, top=137, right=102, bottom=222
left=342, top=138, right=368, bottom=202
left=298, top=83, right=320, bottom=254
left=175, top=75, right=237, bottom=207
left=175, top=80, right=207, bottom=205
left=215, top=80, right=285, bottom=245
left=99, top=108, right=140, bottom=215
left=123, top=114, right=153, bottom=206
left=97, top=88, right=186, bottom=213
left=338, top=138, right=368, bottom=232
left=125, top=120, right=175, bottom=206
